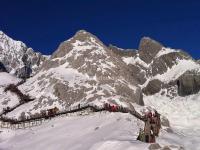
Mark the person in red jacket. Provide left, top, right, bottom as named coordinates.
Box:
left=111, top=105, right=115, bottom=112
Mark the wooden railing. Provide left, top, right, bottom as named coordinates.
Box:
left=0, top=104, right=145, bottom=129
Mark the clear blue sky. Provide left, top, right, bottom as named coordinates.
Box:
left=1, top=0, right=200, bottom=59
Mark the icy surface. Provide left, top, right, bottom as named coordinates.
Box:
left=0, top=112, right=198, bottom=150
left=0, top=113, right=147, bottom=150
left=0, top=72, right=20, bottom=86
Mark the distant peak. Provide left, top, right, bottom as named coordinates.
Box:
left=74, top=29, right=95, bottom=38
left=71, top=29, right=104, bottom=45
left=139, top=36, right=163, bottom=51
left=52, top=30, right=105, bottom=58
left=138, top=36, right=164, bottom=63
left=75, top=29, right=88, bottom=34
left=140, top=37, right=163, bottom=47
left=141, top=36, right=152, bottom=40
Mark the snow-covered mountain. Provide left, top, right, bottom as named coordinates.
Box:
left=4, top=30, right=144, bottom=119
left=1, top=30, right=200, bottom=119
left=0, top=30, right=200, bottom=150
left=0, top=31, right=47, bottom=78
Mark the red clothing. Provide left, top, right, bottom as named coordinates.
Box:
left=111, top=105, right=115, bottom=112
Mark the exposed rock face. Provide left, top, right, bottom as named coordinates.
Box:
left=139, top=37, right=163, bottom=64
left=177, top=70, right=200, bottom=96
left=127, top=64, right=147, bottom=85
left=135, top=88, right=144, bottom=105
left=137, top=38, right=199, bottom=97
left=108, top=44, right=137, bottom=57
left=108, top=45, right=148, bottom=85
left=15, top=65, right=32, bottom=79
left=107, top=37, right=200, bottom=98
left=0, top=31, right=47, bottom=79
left=150, top=52, right=190, bottom=76
left=143, top=79, right=163, bottom=95
left=46, top=30, right=144, bottom=106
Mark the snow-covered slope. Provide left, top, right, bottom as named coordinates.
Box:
left=0, top=72, right=20, bottom=86
left=144, top=92, right=200, bottom=150
left=0, top=112, right=197, bottom=150
left=0, top=31, right=47, bottom=78
left=155, top=47, right=178, bottom=58
left=0, top=72, right=21, bottom=114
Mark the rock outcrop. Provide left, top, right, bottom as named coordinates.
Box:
left=177, top=70, right=200, bottom=96
left=137, top=37, right=199, bottom=97
left=139, top=37, right=163, bottom=64
left=108, top=44, right=137, bottom=57
left=143, top=79, right=163, bottom=95
left=150, top=51, right=190, bottom=76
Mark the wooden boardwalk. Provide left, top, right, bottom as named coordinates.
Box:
left=0, top=104, right=144, bottom=130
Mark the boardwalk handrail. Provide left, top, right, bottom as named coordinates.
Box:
left=0, top=104, right=145, bottom=126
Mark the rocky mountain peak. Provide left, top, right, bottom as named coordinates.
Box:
left=24, top=30, right=145, bottom=116
left=139, top=37, right=163, bottom=49
left=138, top=37, right=163, bottom=63
left=74, top=29, right=92, bottom=37
left=0, top=31, right=26, bottom=52
left=0, top=31, right=47, bottom=78
left=51, top=30, right=106, bottom=59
